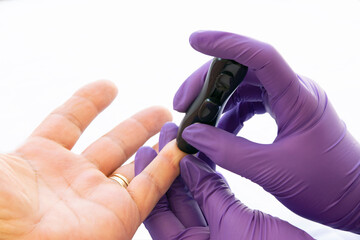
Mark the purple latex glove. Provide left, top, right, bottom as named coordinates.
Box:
left=174, top=30, right=360, bottom=233
left=134, top=123, right=314, bottom=239
left=135, top=122, right=209, bottom=240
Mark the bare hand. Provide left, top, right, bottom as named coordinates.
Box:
left=0, top=80, right=186, bottom=240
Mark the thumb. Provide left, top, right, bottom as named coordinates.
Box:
left=182, top=124, right=272, bottom=181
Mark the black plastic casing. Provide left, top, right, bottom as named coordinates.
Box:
left=176, top=58, right=248, bottom=154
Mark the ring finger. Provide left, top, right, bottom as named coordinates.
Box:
left=82, top=106, right=172, bottom=176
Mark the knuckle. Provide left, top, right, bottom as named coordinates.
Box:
left=142, top=169, right=163, bottom=197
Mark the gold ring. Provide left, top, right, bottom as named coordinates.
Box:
left=110, top=173, right=130, bottom=188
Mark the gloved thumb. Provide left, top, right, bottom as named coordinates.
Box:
left=182, top=123, right=272, bottom=182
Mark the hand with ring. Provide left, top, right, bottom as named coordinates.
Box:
left=0, top=80, right=186, bottom=240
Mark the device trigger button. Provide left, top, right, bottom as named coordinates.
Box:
left=198, top=98, right=220, bottom=122
left=215, top=73, right=233, bottom=91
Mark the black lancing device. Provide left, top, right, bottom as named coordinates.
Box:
left=176, top=58, right=248, bottom=154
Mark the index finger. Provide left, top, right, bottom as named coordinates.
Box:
left=189, top=30, right=300, bottom=99
left=127, top=140, right=187, bottom=222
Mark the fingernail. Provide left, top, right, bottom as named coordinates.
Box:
left=182, top=124, right=203, bottom=142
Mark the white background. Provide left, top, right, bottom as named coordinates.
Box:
left=1, top=0, right=360, bottom=239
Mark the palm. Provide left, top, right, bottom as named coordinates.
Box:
left=0, top=80, right=185, bottom=240
left=1, top=146, right=135, bottom=240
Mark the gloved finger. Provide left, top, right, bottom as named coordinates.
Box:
left=182, top=124, right=270, bottom=182
left=159, top=122, right=179, bottom=151
left=189, top=30, right=301, bottom=101
left=218, top=101, right=266, bottom=134
left=173, top=61, right=211, bottom=112
left=134, top=146, right=186, bottom=239
left=159, top=122, right=208, bottom=228
left=134, top=146, right=158, bottom=176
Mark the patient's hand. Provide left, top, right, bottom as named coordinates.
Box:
left=0, top=80, right=186, bottom=240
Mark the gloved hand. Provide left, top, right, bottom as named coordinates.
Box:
left=134, top=123, right=314, bottom=240
left=174, top=30, right=360, bottom=233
